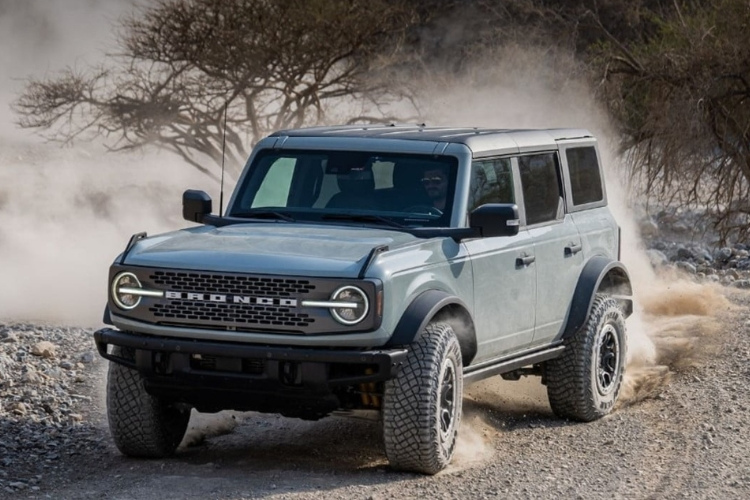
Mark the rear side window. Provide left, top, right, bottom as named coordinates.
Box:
left=468, top=158, right=514, bottom=212
left=518, top=153, right=563, bottom=225
left=566, top=147, right=603, bottom=205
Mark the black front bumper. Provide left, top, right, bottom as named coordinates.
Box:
left=94, top=328, right=407, bottom=417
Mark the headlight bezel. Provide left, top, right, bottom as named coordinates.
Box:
left=111, top=271, right=143, bottom=310
left=329, top=285, right=370, bottom=325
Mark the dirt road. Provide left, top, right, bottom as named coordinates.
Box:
left=2, top=288, right=749, bottom=500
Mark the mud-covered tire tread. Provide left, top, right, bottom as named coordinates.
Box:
left=106, top=347, right=190, bottom=457
left=382, top=322, right=463, bottom=474
left=546, top=295, right=627, bottom=422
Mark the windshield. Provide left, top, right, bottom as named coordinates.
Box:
left=229, top=150, right=458, bottom=228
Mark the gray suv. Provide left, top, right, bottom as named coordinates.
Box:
left=95, top=125, right=633, bottom=474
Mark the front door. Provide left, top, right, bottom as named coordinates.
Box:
left=464, top=157, right=537, bottom=361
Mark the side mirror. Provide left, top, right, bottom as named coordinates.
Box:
left=469, top=203, right=520, bottom=237
left=183, top=189, right=213, bottom=223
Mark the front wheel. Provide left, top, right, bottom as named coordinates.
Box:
left=382, top=321, right=463, bottom=474
left=546, top=295, right=627, bottom=421
left=106, top=347, right=191, bottom=457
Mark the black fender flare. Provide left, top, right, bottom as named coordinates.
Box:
left=562, top=256, right=633, bottom=339
left=103, top=305, right=113, bottom=325
left=384, top=289, right=477, bottom=365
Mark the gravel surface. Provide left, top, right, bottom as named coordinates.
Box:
left=1, top=284, right=748, bottom=499
left=0, top=324, right=109, bottom=495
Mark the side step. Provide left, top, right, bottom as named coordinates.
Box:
left=463, top=345, right=565, bottom=384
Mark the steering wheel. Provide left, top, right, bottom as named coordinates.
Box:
left=403, top=205, right=443, bottom=217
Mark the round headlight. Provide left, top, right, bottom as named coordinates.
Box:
left=330, top=286, right=369, bottom=325
left=112, top=272, right=142, bottom=310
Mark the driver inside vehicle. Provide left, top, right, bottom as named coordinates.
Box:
left=421, top=165, right=449, bottom=211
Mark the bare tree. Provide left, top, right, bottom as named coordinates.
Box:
left=595, top=0, right=750, bottom=242
left=13, top=0, right=420, bottom=179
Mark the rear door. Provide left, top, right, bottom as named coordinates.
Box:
left=558, top=141, right=618, bottom=262
left=516, top=152, right=585, bottom=346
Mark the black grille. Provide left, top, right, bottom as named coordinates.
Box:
left=149, top=271, right=316, bottom=296
left=149, top=301, right=314, bottom=328
left=112, top=266, right=379, bottom=334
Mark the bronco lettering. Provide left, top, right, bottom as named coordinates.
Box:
left=164, top=290, right=298, bottom=307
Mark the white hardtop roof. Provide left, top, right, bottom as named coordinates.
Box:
left=269, top=125, right=594, bottom=156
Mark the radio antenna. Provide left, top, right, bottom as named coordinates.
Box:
left=219, top=101, right=228, bottom=217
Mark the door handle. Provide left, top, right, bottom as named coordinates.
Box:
left=516, top=254, right=536, bottom=267
left=565, top=243, right=582, bottom=256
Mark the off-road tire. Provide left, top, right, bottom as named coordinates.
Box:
left=382, top=321, right=463, bottom=474
left=106, top=346, right=190, bottom=457
left=546, top=295, right=627, bottom=421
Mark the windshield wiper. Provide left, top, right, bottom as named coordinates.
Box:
left=231, top=210, right=295, bottom=222
left=322, top=213, right=405, bottom=228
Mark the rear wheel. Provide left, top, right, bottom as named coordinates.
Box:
left=107, top=347, right=190, bottom=457
left=546, top=295, right=627, bottom=421
left=382, top=321, right=463, bottom=474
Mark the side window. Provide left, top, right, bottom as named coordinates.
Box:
left=251, top=157, right=295, bottom=208
left=371, top=160, right=395, bottom=189
left=518, top=153, right=563, bottom=225
left=468, top=158, right=514, bottom=212
left=566, top=147, right=603, bottom=205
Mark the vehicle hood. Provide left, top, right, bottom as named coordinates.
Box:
left=121, top=223, right=419, bottom=277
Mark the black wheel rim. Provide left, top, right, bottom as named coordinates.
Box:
left=439, top=359, right=457, bottom=444
left=596, top=324, right=620, bottom=395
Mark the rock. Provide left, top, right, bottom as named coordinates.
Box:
left=11, top=402, right=27, bottom=416
left=716, top=247, right=733, bottom=262
left=698, top=249, right=713, bottom=262
left=0, top=353, right=15, bottom=380
left=676, top=262, right=697, bottom=274
left=647, top=249, right=669, bottom=268
left=59, top=361, right=73, bottom=370
left=676, top=247, right=695, bottom=260
left=732, top=280, right=750, bottom=289
left=30, top=341, right=56, bottom=359
left=79, top=352, right=95, bottom=364
left=1, top=332, right=17, bottom=343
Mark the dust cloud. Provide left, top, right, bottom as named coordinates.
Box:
left=449, top=413, right=495, bottom=472
left=0, top=1, right=219, bottom=326
left=0, top=145, right=214, bottom=325
left=415, top=44, right=731, bottom=453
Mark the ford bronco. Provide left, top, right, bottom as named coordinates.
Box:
left=95, top=125, right=633, bottom=474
